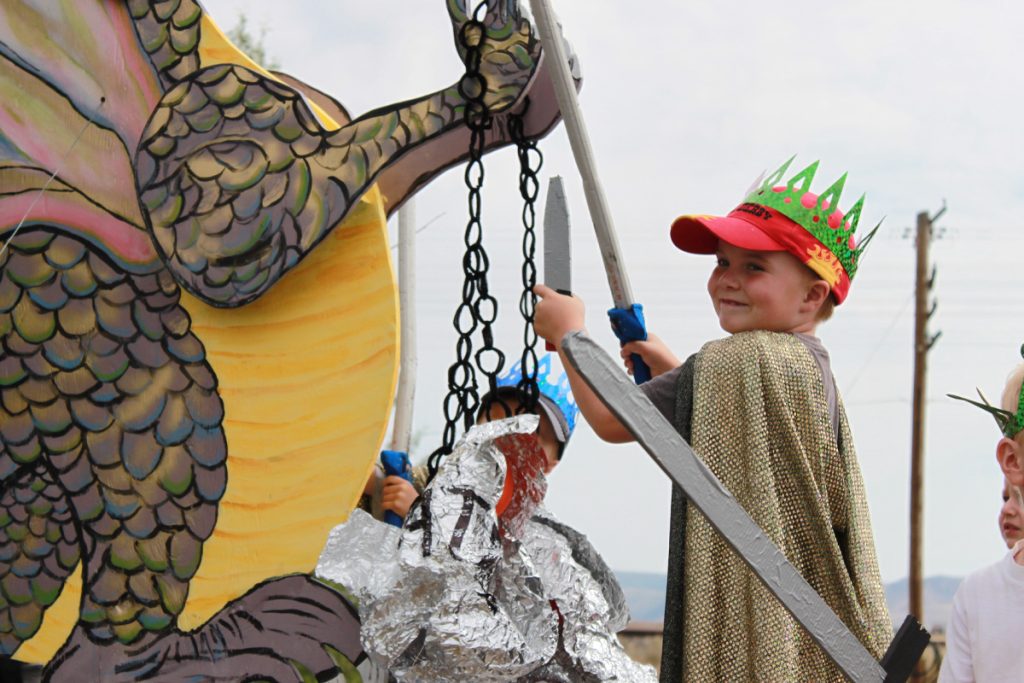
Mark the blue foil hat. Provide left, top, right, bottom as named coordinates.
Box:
left=489, top=354, right=579, bottom=444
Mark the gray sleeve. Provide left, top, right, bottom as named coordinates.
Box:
left=793, top=334, right=840, bottom=440
left=639, top=365, right=684, bottom=422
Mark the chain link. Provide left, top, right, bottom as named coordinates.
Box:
left=427, top=7, right=545, bottom=479
left=428, top=6, right=504, bottom=479
left=509, top=109, right=543, bottom=413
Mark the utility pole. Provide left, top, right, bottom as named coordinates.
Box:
left=908, top=203, right=944, bottom=639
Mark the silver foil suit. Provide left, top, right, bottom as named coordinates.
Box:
left=316, top=415, right=655, bottom=682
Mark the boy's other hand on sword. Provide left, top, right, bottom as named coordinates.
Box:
left=621, top=334, right=680, bottom=378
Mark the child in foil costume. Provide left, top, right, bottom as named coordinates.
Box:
left=316, top=356, right=656, bottom=682
left=534, top=158, right=893, bottom=681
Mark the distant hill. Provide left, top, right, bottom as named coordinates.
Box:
left=613, top=571, right=667, bottom=622
left=884, top=576, right=962, bottom=632
left=615, top=571, right=963, bottom=631
left=614, top=571, right=669, bottom=622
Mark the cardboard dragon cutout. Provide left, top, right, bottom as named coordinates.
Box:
left=0, top=1, right=571, bottom=678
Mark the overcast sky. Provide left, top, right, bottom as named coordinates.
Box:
left=202, top=0, right=1024, bottom=597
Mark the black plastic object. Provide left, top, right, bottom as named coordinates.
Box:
left=881, top=615, right=931, bottom=682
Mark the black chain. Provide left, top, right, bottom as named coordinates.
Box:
left=428, top=6, right=504, bottom=479
left=509, top=108, right=543, bottom=413
left=427, top=8, right=546, bottom=480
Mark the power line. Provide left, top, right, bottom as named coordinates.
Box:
left=844, top=290, right=914, bottom=398
left=389, top=211, right=447, bottom=251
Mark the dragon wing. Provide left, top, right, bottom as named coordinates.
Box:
left=0, top=2, right=166, bottom=271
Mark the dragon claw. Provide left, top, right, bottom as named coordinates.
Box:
left=447, top=0, right=543, bottom=115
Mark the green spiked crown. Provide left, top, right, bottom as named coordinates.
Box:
left=744, top=157, right=877, bottom=282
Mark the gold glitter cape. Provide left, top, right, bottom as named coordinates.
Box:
left=681, top=331, right=891, bottom=681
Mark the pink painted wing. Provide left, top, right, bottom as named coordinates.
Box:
left=0, top=2, right=164, bottom=270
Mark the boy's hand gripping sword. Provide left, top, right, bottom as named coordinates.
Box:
left=528, top=0, right=651, bottom=383
left=560, top=330, right=931, bottom=683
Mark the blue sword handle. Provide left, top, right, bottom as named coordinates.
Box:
left=380, top=450, right=413, bottom=527
left=607, top=304, right=651, bottom=384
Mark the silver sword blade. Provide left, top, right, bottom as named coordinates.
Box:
left=528, top=0, right=635, bottom=309
left=560, top=331, right=888, bottom=683
left=544, top=176, right=572, bottom=295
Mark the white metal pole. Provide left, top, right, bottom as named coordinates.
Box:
left=390, top=198, right=417, bottom=453
left=527, top=0, right=635, bottom=308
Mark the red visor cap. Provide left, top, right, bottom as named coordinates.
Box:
left=670, top=201, right=853, bottom=304
left=670, top=209, right=792, bottom=254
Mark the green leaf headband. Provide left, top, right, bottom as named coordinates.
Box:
left=948, top=344, right=1024, bottom=438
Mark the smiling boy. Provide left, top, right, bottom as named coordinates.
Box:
left=707, top=242, right=829, bottom=334
left=533, top=158, right=892, bottom=681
